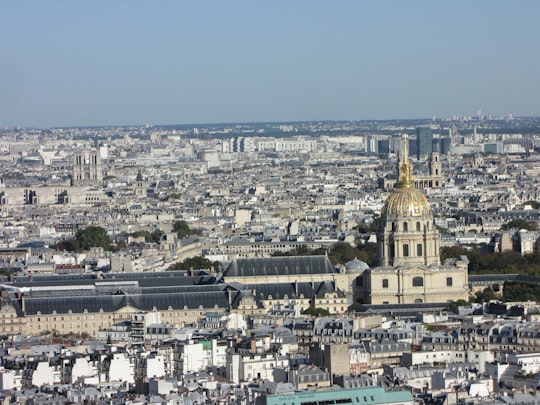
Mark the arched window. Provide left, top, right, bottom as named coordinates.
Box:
left=416, top=221, right=421, bottom=231
left=382, top=279, right=389, bottom=288
left=403, top=244, right=409, bottom=257
left=417, top=243, right=423, bottom=256
left=403, top=222, right=408, bottom=232
left=413, top=276, right=424, bottom=287
left=414, top=298, right=423, bottom=303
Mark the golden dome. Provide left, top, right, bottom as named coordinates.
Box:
left=381, top=133, right=432, bottom=219
left=382, top=186, right=432, bottom=218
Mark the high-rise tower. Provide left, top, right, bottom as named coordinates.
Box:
left=416, top=126, right=433, bottom=160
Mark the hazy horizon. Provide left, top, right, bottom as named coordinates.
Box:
left=2, top=1, right=539, bottom=128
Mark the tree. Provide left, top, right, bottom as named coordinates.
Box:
left=168, top=256, right=212, bottom=271
left=357, top=217, right=381, bottom=234
left=523, top=200, right=540, bottom=210
left=501, top=219, right=537, bottom=231
left=326, top=241, right=377, bottom=266
left=447, top=299, right=470, bottom=314
left=74, top=226, right=111, bottom=252
left=301, top=306, right=331, bottom=317
left=173, top=220, right=196, bottom=239
left=53, top=239, right=77, bottom=252
left=129, top=229, right=164, bottom=244
left=473, top=287, right=497, bottom=303
left=503, top=281, right=540, bottom=302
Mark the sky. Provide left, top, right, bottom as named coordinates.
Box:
left=1, top=1, right=539, bottom=128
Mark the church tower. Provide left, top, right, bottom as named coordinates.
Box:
left=377, top=135, right=440, bottom=266
left=429, top=152, right=442, bottom=188
left=135, top=169, right=146, bottom=197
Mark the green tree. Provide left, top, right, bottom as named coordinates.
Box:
left=327, top=241, right=377, bottom=266
left=301, top=306, right=331, bottom=317
left=447, top=299, right=470, bottom=313
left=53, top=239, right=77, bottom=252
left=523, top=200, right=540, bottom=210
left=501, top=219, right=537, bottom=231
left=473, top=287, right=497, bottom=303
left=74, top=226, right=111, bottom=252
left=357, top=217, right=381, bottom=234
left=168, top=256, right=212, bottom=271
left=129, top=229, right=164, bottom=244
left=173, top=220, right=196, bottom=239
left=503, top=282, right=540, bottom=302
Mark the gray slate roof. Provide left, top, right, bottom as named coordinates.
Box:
left=224, top=255, right=336, bottom=278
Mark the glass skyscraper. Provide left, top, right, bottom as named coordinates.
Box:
left=416, top=126, right=433, bottom=159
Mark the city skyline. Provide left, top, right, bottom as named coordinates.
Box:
left=2, top=1, right=539, bottom=128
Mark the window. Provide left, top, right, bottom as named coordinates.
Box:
left=403, top=222, right=408, bottom=232
left=403, top=244, right=409, bottom=257
left=446, top=277, right=453, bottom=287
left=382, top=279, right=389, bottom=288
left=413, top=276, right=424, bottom=287
left=415, top=298, right=423, bottom=303
left=417, top=243, right=423, bottom=256
left=416, top=221, right=421, bottom=231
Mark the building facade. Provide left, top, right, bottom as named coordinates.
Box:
left=353, top=136, right=469, bottom=305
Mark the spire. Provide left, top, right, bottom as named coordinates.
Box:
left=397, top=134, right=414, bottom=188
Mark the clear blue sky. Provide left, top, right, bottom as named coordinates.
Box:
left=1, top=1, right=539, bottom=127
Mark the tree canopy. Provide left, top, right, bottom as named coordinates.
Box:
left=173, top=220, right=197, bottom=239
left=301, top=306, right=331, bottom=317
left=440, top=245, right=540, bottom=276
left=328, top=241, right=377, bottom=266
left=501, top=219, right=537, bottom=231
left=74, top=226, right=111, bottom=252
left=522, top=200, right=540, bottom=210
left=270, top=241, right=377, bottom=266
left=356, top=217, right=381, bottom=234
left=128, top=229, right=164, bottom=244
left=168, top=256, right=213, bottom=271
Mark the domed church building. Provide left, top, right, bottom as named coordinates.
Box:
left=354, top=136, right=469, bottom=305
